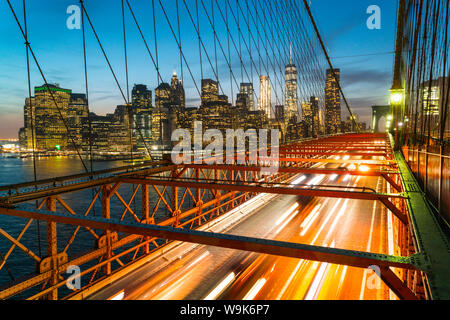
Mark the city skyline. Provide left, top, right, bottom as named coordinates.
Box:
left=0, top=0, right=399, bottom=138
left=17, top=64, right=371, bottom=153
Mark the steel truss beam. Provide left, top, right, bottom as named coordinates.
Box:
left=279, top=151, right=389, bottom=157
left=0, top=206, right=420, bottom=300
left=121, top=176, right=409, bottom=224
left=180, top=164, right=402, bottom=192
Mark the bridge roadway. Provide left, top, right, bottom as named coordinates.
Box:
left=87, top=153, right=398, bottom=300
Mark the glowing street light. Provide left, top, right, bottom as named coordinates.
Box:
left=390, top=91, right=404, bottom=104
left=358, top=165, right=370, bottom=172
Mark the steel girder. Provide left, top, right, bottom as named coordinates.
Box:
left=0, top=206, right=421, bottom=300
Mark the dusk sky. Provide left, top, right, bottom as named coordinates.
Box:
left=0, top=0, right=398, bottom=139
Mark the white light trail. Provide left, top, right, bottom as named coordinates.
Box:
left=243, top=278, right=267, bottom=300
left=291, top=175, right=306, bottom=185
left=203, top=272, right=235, bottom=300
left=276, top=259, right=305, bottom=300
left=307, top=174, right=326, bottom=186
left=304, top=242, right=335, bottom=300
left=109, top=291, right=125, bottom=300
left=310, top=199, right=342, bottom=244
left=300, top=204, right=322, bottom=236
left=325, top=199, right=349, bottom=238
left=275, top=202, right=299, bottom=226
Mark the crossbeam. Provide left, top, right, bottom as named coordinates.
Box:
left=0, top=205, right=420, bottom=300
left=121, top=177, right=408, bottom=224
left=181, top=164, right=402, bottom=191
left=279, top=151, right=389, bottom=157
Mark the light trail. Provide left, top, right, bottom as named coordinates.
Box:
left=203, top=272, right=235, bottom=300
left=275, top=202, right=299, bottom=226
left=304, top=242, right=335, bottom=300
left=275, top=208, right=300, bottom=234
left=310, top=199, right=343, bottom=243
left=276, top=259, right=305, bottom=300
left=307, top=174, right=326, bottom=186
left=243, top=278, right=267, bottom=300
left=109, top=290, right=124, bottom=300
left=300, top=204, right=322, bottom=236
left=291, top=175, right=306, bottom=185
left=359, top=177, right=381, bottom=300
left=324, top=199, right=350, bottom=239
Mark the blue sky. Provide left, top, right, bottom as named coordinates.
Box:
left=0, top=0, right=398, bottom=138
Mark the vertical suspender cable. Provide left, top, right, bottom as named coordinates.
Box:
left=122, top=0, right=134, bottom=163
left=23, top=0, right=42, bottom=259
left=80, top=0, right=97, bottom=216
left=301, top=0, right=360, bottom=133
left=80, top=0, right=94, bottom=173
left=152, top=0, right=162, bottom=147
left=176, top=0, right=184, bottom=85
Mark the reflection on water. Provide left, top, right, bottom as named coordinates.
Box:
left=0, top=155, right=127, bottom=186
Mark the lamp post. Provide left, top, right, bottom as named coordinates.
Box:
left=390, top=85, right=405, bottom=150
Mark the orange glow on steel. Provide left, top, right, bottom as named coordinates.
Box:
left=358, top=165, right=370, bottom=172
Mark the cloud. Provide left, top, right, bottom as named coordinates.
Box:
left=342, top=68, right=391, bottom=87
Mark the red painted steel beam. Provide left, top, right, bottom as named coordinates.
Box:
left=121, top=178, right=404, bottom=201
left=181, top=164, right=402, bottom=192
left=379, top=266, right=419, bottom=300
left=120, top=177, right=408, bottom=224
left=0, top=206, right=419, bottom=273
left=276, top=158, right=395, bottom=166
left=279, top=152, right=388, bottom=157
left=181, top=164, right=399, bottom=175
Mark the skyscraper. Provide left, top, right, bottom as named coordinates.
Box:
left=258, top=76, right=272, bottom=119
left=285, top=49, right=298, bottom=122
left=131, top=84, right=152, bottom=150
left=32, top=84, right=72, bottom=150
left=201, top=79, right=219, bottom=106
left=310, top=96, right=320, bottom=136
left=153, top=82, right=172, bottom=146
left=132, top=84, right=152, bottom=112
left=171, top=71, right=185, bottom=109
left=67, top=93, right=88, bottom=146
left=325, top=68, right=341, bottom=134
left=239, top=83, right=255, bottom=111
left=200, top=79, right=232, bottom=133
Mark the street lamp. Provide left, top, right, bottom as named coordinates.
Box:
left=390, top=90, right=404, bottom=104
left=390, top=84, right=405, bottom=149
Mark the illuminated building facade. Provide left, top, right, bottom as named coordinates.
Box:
left=325, top=68, right=341, bottom=134
left=258, top=76, right=272, bottom=119
left=131, top=84, right=152, bottom=150
left=285, top=54, right=298, bottom=122
left=239, top=83, right=255, bottom=111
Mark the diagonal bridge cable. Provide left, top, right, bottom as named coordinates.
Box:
left=301, top=0, right=361, bottom=133
left=6, top=0, right=90, bottom=172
